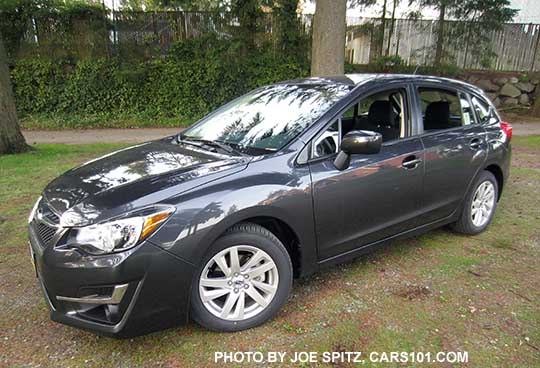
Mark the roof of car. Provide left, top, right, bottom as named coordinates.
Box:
left=280, top=73, right=484, bottom=95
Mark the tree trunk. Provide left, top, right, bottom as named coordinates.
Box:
left=434, top=4, right=446, bottom=67
left=310, top=0, right=346, bottom=76
left=386, top=0, right=398, bottom=56
left=0, top=35, right=29, bottom=155
left=379, top=0, right=387, bottom=58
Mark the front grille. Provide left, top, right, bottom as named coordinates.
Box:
left=43, top=210, right=59, bottom=224
left=36, top=221, right=58, bottom=245
left=32, top=200, right=61, bottom=247
left=37, top=201, right=60, bottom=226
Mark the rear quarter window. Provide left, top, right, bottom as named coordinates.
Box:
left=471, top=95, right=500, bottom=125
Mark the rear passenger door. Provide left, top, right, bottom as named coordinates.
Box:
left=413, top=84, right=488, bottom=224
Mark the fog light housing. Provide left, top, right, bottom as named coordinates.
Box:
left=57, top=283, right=128, bottom=305
left=56, top=283, right=134, bottom=325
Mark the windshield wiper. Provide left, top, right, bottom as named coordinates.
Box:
left=178, top=136, right=244, bottom=156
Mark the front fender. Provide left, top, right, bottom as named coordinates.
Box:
left=147, top=154, right=318, bottom=275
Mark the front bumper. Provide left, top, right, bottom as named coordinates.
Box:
left=29, top=222, right=196, bottom=338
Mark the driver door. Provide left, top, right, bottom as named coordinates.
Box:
left=309, top=86, right=425, bottom=261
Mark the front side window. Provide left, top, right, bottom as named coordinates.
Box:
left=342, top=89, right=408, bottom=142
left=311, top=88, right=408, bottom=159
left=419, top=88, right=473, bottom=131
left=312, top=120, right=340, bottom=158
left=182, top=83, right=352, bottom=153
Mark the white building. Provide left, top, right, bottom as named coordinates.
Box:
left=511, top=0, right=540, bottom=23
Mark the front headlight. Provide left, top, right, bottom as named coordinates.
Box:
left=72, top=207, right=174, bottom=254
left=28, top=196, right=42, bottom=223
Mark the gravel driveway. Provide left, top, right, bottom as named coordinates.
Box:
left=511, top=121, right=540, bottom=135
left=22, top=121, right=540, bottom=145
left=23, top=128, right=182, bottom=145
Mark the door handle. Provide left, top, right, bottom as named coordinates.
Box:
left=402, top=156, right=422, bottom=170
left=469, top=138, right=482, bottom=149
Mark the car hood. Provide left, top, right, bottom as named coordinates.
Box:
left=42, top=137, right=249, bottom=226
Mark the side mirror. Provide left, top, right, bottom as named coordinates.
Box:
left=334, top=130, right=382, bottom=170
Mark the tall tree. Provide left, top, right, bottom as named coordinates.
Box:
left=412, top=0, right=456, bottom=66
left=311, top=0, right=346, bottom=76
left=434, top=1, right=446, bottom=66
left=386, top=0, right=399, bottom=56
left=0, top=34, right=29, bottom=154
left=378, top=0, right=387, bottom=58
left=274, top=0, right=305, bottom=59
left=0, top=0, right=54, bottom=59
left=231, top=0, right=262, bottom=56
left=454, top=0, right=517, bottom=68
left=413, top=0, right=517, bottom=67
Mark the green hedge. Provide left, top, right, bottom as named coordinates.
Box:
left=11, top=35, right=309, bottom=128
left=11, top=35, right=470, bottom=130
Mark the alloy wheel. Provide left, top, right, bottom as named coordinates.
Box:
left=199, top=245, right=279, bottom=321
left=471, top=181, right=495, bottom=227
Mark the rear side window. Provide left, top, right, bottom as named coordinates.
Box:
left=459, top=93, right=476, bottom=126
left=418, top=88, right=474, bottom=131
left=471, top=95, right=499, bottom=125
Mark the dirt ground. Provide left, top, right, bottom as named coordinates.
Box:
left=22, top=120, right=540, bottom=145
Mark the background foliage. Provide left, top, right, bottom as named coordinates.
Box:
left=0, top=0, right=110, bottom=61
left=11, top=33, right=309, bottom=128
left=1, top=0, right=530, bottom=128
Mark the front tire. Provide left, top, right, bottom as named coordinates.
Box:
left=451, top=170, right=498, bottom=235
left=190, top=223, right=293, bottom=332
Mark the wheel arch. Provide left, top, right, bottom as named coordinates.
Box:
left=484, top=164, right=504, bottom=201
left=235, top=216, right=302, bottom=278
left=200, top=207, right=307, bottom=278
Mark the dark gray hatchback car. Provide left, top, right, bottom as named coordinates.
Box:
left=28, top=74, right=511, bottom=337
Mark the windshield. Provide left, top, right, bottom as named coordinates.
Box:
left=181, top=83, right=352, bottom=154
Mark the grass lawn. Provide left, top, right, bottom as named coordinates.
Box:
left=1, top=138, right=539, bottom=367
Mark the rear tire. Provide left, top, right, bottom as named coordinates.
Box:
left=451, top=170, right=498, bottom=235
left=190, top=222, right=292, bottom=332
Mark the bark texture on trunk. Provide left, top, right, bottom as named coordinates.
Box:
left=0, top=35, right=29, bottom=155
left=386, top=0, right=398, bottom=56
left=379, top=0, right=387, bottom=58
left=310, top=0, right=346, bottom=76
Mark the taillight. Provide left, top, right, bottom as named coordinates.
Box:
left=500, top=121, right=512, bottom=141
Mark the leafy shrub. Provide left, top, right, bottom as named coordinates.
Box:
left=371, top=55, right=406, bottom=73
left=11, top=59, right=66, bottom=114
left=11, top=35, right=309, bottom=128
left=1, top=0, right=109, bottom=61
